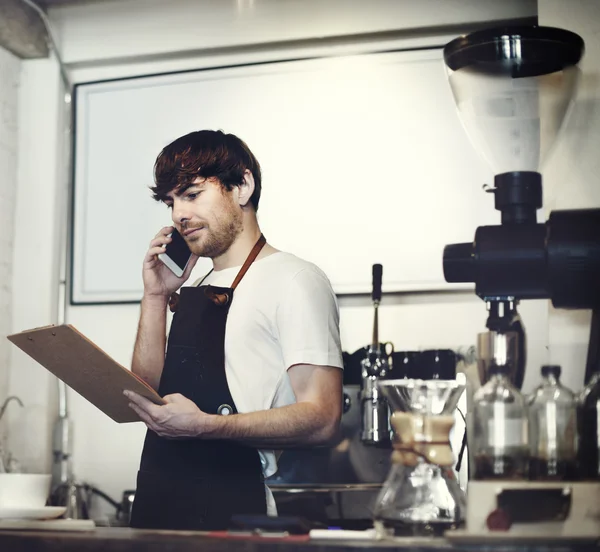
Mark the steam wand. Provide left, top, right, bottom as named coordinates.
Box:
left=360, top=264, right=392, bottom=446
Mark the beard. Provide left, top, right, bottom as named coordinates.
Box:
left=185, top=198, right=243, bottom=259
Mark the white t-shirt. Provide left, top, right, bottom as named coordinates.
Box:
left=192, top=251, right=344, bottom=514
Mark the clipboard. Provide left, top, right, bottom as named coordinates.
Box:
left=7, top=324, right=165, bottom=423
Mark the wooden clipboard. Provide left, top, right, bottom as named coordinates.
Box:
left=7, top=324, right=165, bottom=423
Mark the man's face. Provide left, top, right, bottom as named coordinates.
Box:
left=164, top=177, right=243, bottom=258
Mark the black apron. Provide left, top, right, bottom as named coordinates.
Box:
left=130, top=235, right=268, bottom=531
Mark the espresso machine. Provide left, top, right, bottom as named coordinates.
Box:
left=441, top=25, right=600, bottom=537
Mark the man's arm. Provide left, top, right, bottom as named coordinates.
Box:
left=125, top=363, right=343, bottom=447
left=210, top=363, right=343, bottom=446
left=131, top=226, right=199, bottom=391
left=131, top=296, right=168, bottom=391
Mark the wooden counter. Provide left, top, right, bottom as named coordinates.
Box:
left=0, top=527, right=597, bottom=552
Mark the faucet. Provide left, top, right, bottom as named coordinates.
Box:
left=0, top=396, right=24, bottom=473
left=0, top=396, right=23, bottom=423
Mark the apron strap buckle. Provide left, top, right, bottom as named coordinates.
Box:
left=204, top=287, right=230, bottom=306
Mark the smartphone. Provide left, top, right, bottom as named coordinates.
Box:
left=158, top=228, right=192, bottom=277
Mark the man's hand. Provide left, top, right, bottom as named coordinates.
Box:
left=143, top=226, right=198, bottom=299
left=124, top=390, right=213, bottom=439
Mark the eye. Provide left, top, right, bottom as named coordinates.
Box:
left=163, top=202, right=173, bottom=210
left=186, top=191, right=200, bottom=201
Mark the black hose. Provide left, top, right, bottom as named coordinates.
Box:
left=455, top=429, right=467, bottom=473
left=83, top=484, right=121, bottom=512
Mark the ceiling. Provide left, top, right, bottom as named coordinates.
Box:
left=38, top=0, right=122, bottom=6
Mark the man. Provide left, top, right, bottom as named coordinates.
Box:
left=124, top=130, right=343, bottom=530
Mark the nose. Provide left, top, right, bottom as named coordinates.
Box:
left=171, top=199, right=192, bottom=225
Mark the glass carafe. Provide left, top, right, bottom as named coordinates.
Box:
left=373, top=379, right=466, bottom=536
left=471, top=365, right=529, bottom=480
left=528, top=365, right=578, bottom=480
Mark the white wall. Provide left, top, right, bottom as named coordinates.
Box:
left=0, top=45, right=20, bottom=425
left=6, top=0, right=561, bottom=518
left=538, top=0, right=600, bottom=392
left=8, top=55, right=66, bottom=474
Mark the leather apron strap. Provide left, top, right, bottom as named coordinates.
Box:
left=169, top=234, right=266, bottom=312
left=231, top=234, right=266, bottom=290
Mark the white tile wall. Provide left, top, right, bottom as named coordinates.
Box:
left=0, top=46, right=20, bottom=408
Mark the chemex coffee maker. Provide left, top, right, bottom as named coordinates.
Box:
left=361, top=263, right=469, bottom=536
left=439, top=25, right=600, bottom=537
left=373, top=379, right=467, bottom=536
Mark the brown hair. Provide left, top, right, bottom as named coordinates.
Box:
left=151, top=130, right=262, bottom=210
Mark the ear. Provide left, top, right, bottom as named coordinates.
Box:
left=237, top=169, right=255, bottom=208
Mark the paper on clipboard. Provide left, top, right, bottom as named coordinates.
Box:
left=7, top=324, right=165, bottom=423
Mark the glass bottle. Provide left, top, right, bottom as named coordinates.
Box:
left=577, top=372, right=600, bottom=480
left=471, top=364, right=529, bottom=479
left=528, top=365, right=578, bottom=480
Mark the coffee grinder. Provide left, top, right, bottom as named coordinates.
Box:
left=442, top=26, right=600, bottom=537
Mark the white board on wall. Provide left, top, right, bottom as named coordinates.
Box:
left=72, top=48, right=496, bottom=304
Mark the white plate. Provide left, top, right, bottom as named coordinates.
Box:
left=0, top=506, right=67, bottom=520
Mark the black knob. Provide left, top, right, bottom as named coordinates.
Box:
left=443, top=243, right=474, bottom=283
left=372, top=264, right=382, bottom=302
left=541, top=365, right=561, bottom=378
left=343, top=393, right=352, bottom=414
